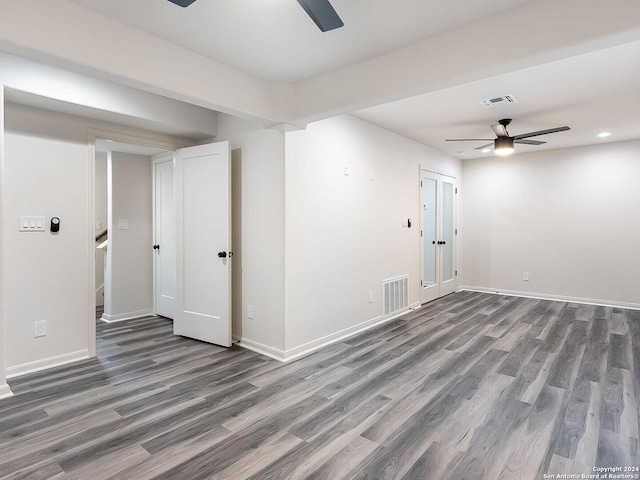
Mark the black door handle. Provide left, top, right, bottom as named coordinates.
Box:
left=432, top=241, right=436, bottom=245
left=442, top=241, right=446, bottom=245
left=153, top=244, right=160, bottom=250
left=218, top=251, right=227, bottom=258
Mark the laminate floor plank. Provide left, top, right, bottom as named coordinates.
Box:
left=1, top=293, right=638, bottom=479
left=497, top=385, right=566, bottom=480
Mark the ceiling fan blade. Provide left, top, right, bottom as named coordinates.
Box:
left=514, top=126, right=570, bottom=140
left=445, top=139, right=493, bottom=142
left=297, top=0, right=344, bottom=32
left=514, top=139, right=546, bottom=145
left=474, top=143, right=494, bottom=150
left=491, top=124, right=508, bottom=138
left=167, top=0, right=197, bottom=6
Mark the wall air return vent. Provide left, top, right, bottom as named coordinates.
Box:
left=382, top=275, right=409, bottom=316
left=480, top=94, right=518, bottom=108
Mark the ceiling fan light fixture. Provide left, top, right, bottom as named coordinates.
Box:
left=494, top=137, right=515, bottom=156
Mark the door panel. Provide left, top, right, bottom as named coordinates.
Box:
left=440, top=178, right=456, bottom=296
left=421, top=176, right=439, bottom=303
left=154, top=160, right=175, bottom=318
left=174, top=142, right=231, bottom=347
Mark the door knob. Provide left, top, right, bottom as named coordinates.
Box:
left=153, top=244, right=160, bottom=250
left=432, top=241, right=436, bottom=245
left=218, top=251, right=227, bottom=258
left=442, top=241, right=446, bottom=245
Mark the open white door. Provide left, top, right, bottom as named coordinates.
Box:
left=154, top=158, right=176, bottom=319
left=174, top=142, right=232, bottom=347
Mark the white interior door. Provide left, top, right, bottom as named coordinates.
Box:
left=174, top=141, right=232, bottom=346
left=420, top=170, right=457, bottom=304
left=154, top=159, right=175, bottom=318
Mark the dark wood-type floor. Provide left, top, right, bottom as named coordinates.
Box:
left=1, top=292, right=639, bottom=479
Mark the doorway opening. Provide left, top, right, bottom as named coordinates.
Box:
left=91, top=135, right=233, bottom=354
left=94, top=138, right=175, bottom=335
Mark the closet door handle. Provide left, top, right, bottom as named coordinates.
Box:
left=218, top=251, right=227, bottom=258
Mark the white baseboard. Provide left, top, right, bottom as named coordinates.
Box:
left=458, top=285, right=640, bottom=311
left=0, top=384, right=14, bottom=400
left=101, top=309, right=154, bottom=323
left=235, top=306, right=418, bottom=364
left=236, top=337, right=286, bottom=362
left=282, top=306, right=417, bottom=362
left=6, top=349, right=90, bottom=379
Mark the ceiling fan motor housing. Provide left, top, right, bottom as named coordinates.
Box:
left=494, top=136, right=515, bottom=155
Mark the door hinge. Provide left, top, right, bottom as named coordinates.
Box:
left=455, top=228, right=458, bottom=235
left=455, top=270, right=458, bottom=277
left=420, top=181, right=423, bottom=187
left=455, top=187, right=458, bottom=194
left=421, top=280, right=423, bottom=287
left=420, top=230, right=423, bottom=237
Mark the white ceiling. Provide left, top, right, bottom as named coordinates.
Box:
left=70, top=0, right=535, bottom=83
left=10, top=0, right=640, bottom=159
left=354, top=40, right=640, bottom=159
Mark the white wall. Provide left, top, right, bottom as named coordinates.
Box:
left=461, top=139, right=640, bottom=307
left=95, top=152, right=107, bottom=306
left=284, top=115, right=461, bottom=354
left=3, top=105, right=92, bottom=372
left=1, top=102, right=190, bottom=376
left=217, top=114, right=286, bottom=353
left=103, top=152, right=153, bottom=321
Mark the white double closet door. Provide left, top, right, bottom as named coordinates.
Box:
left=420, top=170, right=457, bottom=304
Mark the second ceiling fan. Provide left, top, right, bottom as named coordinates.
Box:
left=167, top=0, right=344, bottom=32
left=446, top=119, right=570, bottom=156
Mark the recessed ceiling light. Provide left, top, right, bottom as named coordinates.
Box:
left=481, top=148, right=491, bottom=153
left=597, top=132, right=611, bottom=138
left=457, top=151, right=465, bottom=155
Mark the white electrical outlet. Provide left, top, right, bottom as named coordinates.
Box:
left=523, top=272, right=530, bottom=281
left=34, top=320, right=46, bottom=337
left=368, top=290, right=374, bottom=303
left=247, top=305, right=254, bottom=319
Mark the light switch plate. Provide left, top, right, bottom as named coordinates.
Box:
left=19, top=216, right=46, bottom=232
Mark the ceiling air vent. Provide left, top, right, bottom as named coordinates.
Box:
left=480, top=94, right=518, bottom=108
